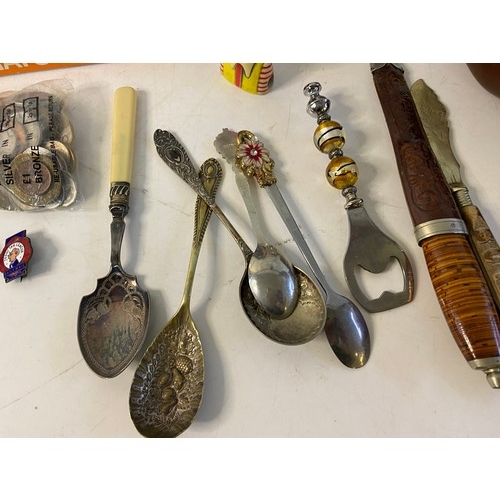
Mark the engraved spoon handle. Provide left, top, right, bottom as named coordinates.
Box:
left=154, top=129, right=253, bottom=260
left=181, top=158, right=222, bottom=307
left=192, top=159, right=222, bottom=249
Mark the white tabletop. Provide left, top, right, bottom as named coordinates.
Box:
left=1, top=63, right=500, bottom=441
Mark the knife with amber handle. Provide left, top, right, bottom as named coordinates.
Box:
left=371, top=63, right=500, bottom=387
left=410, top=78, right=500, bottom=312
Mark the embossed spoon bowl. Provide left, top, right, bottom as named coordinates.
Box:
left=129, top=159, right=222, bottom=438
left=78, top=87, right=150, bottom=378
left=217, top=129, right=371, bottom=368
left=154, top=129, right=326, bottom=346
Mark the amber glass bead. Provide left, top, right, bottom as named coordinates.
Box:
left=314, top=120, right=345, bottom=154
left=325, top=155, right=358, bottom=189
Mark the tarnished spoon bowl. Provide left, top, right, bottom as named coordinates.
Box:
left=130, top=158, right=221, bottom=438
left=239, top=264, right=325, bottom=345
left=154, top=129, right=327, bottom=346
left=247, top=242, right=298, bottom=319
left=78, top=87, right=150, bottom=378
left=129, top=299, right=204, bottom=438
left=233, top=168, right=298, bottom=320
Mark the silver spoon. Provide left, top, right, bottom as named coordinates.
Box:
left=216, top=130, right=299, bottom=319
left=129, top=158, right=221, bottom=438
left=232, top=165, right=298, bottom=319
left=78, top=87, right=150, bottom=378
left=217, top=129, right=371, bottom=368
left=153, top=129, right=326, bottom=346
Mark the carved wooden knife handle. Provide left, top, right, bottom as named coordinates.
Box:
left=461, top=204, right=500, bottom=311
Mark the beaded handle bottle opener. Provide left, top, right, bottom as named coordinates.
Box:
left=303, top=82, right=414, bottom=313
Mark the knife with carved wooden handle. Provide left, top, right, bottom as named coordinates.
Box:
left=371, top=63, right=500, bottom=387
left=410, top=78, right=500, bottom=312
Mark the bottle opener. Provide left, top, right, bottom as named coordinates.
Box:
left=303, top=82, right=414, bottom=313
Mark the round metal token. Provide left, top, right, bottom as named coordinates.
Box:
left=22, top=120, right=43, bottom=147
left=50, top=111, right=74, bottom=145
left=41, top=140, right=77, bottom=172
left=60, top=170, right=78, bottom=206
left=0, top=128, right=19, bottom=156
left=9, top=148, right=62, bottom=206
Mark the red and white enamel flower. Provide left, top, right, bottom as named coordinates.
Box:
left=236, top=137, right=270, bottom=169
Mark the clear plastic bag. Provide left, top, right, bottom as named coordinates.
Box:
left=0, top=79, right=81, bottom=211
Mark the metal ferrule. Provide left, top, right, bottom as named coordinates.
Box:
left=370, top=63, right=405, bottom=73
left=342, top=186, right=364, bottom=210
left=329, top=148, right=344, bottom=159
left=109, top=181, right=130, bottom=218
left=303, top=82, right=331, bottom=123
left=452, top=186, right=473, bottom=208
left=414, top=218, right=467, bottom=244
left=468, top=356, right=500, bottom=388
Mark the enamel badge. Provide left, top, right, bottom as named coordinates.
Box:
left=0, top=230, right=33, bottom=282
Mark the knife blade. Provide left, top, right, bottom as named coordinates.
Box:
left=371, top=63, right=500, bottom=388
left=410, top=78, right=500, bottom=312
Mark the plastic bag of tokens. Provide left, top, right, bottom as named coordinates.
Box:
left=0, top=79, right=80, bottom=211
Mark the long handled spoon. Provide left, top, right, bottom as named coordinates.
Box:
left=216, top=129, right=371, bottom=368
left=129, top=158, right=221, bottom=438
left=232, top=164, right=298, bottom=319
left=153, top=129, right=326, bottom=346
left=78, top=87, right=150, bottom=378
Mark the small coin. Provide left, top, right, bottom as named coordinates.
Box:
left=60, top=170, right=78, bottom=207
left=9, top=148, right=62, bottom=206
left=1, top=106, right=41, bottom=157
left=52, top=111, right=74, bottom=145
left=0, top=128, right=19, bottom=156
left=41, top=140, right=77, bottom=172
left=36, top=149, right=77, bottom=208
left=20, top=120, right=43, bottom=147
left=14, top=95, right=47, bottom=143
left=11, top=151, right=53, bottom=195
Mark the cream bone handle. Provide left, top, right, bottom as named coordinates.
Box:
left=110, top=86, right=137, bottom=184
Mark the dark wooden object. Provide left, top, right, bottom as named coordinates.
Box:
left=372, top=63, right=500, bottom=366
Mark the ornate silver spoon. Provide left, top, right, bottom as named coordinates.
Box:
left=154, top=129, right=326, bottom=346
left=78, top=87, right=150, bottom=378
left=129, top=158, right=221, bottom=438
left=229, top=150, right=298, bottom=319
left=216, top=128, right=371, bottom=368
